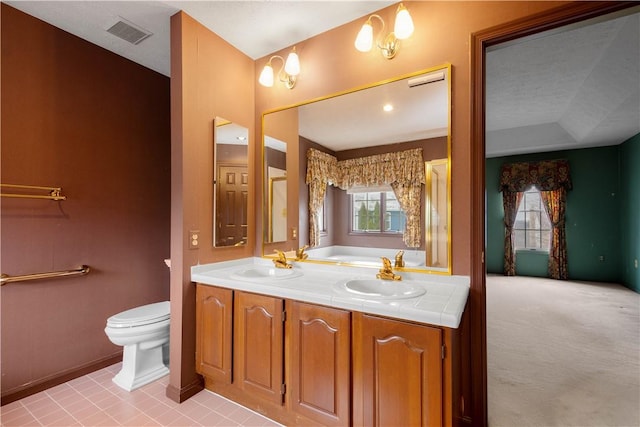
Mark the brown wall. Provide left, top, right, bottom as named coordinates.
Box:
left=169, top=11, right=255, bottom=401
left=1, top=4, right=171, bottom=401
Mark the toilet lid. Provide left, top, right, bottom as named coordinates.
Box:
left=107, top=301, right=170, bottom=328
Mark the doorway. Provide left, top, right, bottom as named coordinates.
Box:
left=470, top=2, right=638, bottom=425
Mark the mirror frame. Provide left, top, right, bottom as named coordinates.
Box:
left=261, top=63, right=452, bottom=275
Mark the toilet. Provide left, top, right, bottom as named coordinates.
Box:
left=104, top=301, right=170, bottom=391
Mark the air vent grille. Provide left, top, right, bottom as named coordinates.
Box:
left=106, top=18, right=152, bottom=45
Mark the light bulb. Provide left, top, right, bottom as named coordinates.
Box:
left=394, top=4, right=414, bottom=40
left=259, top=63, right=274, bottom=87
left=284, top=50, right=300, bottom=76
left=355, top=20, right=373, bottom=52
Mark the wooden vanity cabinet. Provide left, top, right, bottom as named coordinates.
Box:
left=195, top=285, right=233, bottom=384
left=287, top=301, right=351, bottom=426
left=352, top=312, right=444, bottom=427
left=195, top=284, right=458, bottom=426
left=234, top=291, right=285, bottom=405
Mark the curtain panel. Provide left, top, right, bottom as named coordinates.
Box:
left=306, top=149, right=338, bottom=247
left=499, top=159, right=572, bottom=279
left=306, top=148, right=425, bottom=248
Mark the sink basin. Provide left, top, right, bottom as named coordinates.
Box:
left=230, top=266, right=302, bottom=282
left=335, top=278, right=426, bottom=300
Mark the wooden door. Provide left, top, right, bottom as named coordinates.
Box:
left=353, top=313, right=443, bottom=427
left=288, top=301, right=351, bottom=426
left=234, top=291, right=285, bottom=405
left=195, top=285, right=233, bottom=384
left=216, top=165, right=248, bottom=246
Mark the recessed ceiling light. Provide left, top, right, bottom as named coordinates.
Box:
left=383, top=104, right=394, bottom=112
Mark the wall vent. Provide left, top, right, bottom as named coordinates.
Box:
left=106, top=18, right=152, bottom=45
left=408, top=71, right=445, bottom=88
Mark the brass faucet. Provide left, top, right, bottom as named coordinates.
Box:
left=295, top=245, right=309, bottom=261
left=394, top=250, right=405, bottom=268
left=273, top=250, right=292, bottom=269
left=376, top=257, right=402, bottom=281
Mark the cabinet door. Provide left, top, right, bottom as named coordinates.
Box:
left=288, top=301, right=351, bottom=427
left=234, top=291, right=284, bottom=405
left=195, top=285, right=233, bottom=384
left=353, top=313, right=443, bottom=427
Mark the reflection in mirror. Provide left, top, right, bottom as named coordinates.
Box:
left=262, top=65, right=451, bottom=273
left=213, top=117, right=248, bottom=247
left=263, top=140, right=287, bottom=243
left=268, top=173, right=287, bottom=242
left=262, top=110, right=292, bottom=244
left=425, top=159, right=448, bottom=268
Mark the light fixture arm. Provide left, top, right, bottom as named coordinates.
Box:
left=368, top=14, right=399, bottom=59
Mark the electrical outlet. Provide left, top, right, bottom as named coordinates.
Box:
left=189, top=230, right=200, bottom=249
left=599, top=255, right=604, bottom=262
left=291, top=227, right=297, bottom=239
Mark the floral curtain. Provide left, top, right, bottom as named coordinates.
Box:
left=306, top=148, right=425, bottom=248
left=499, top=160, right=572, bottom=192
left=503, top=191, right=524, bottom=276
left=540, top=188, right=569, bottom=279
left=306, top=149, right=338, bottom=247
left=499, top=159, right=572, bottom=279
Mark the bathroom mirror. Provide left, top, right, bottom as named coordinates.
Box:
left=261, top=64, right=451, bottom=274
left=213, top=117, right=249, bottom=247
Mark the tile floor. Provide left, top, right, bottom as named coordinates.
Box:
left=0, top=363, right=282, bottom=427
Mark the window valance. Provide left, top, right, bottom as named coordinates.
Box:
left=499, top=159, right=572, bottom=193
left=306, top=147, right=425, bottom=248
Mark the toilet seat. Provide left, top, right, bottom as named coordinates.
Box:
left=107, top=301, right=170, bottom=328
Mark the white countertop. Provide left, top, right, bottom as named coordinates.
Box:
left=191, top=257, right=469, bottom=329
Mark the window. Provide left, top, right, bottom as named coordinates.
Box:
left=317, top=201, right=326, bottom=233
left=514, top=187, right=551, bottom=250
left=351, top=191, right=405, bottom=233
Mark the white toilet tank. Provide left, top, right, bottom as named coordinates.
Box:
left=107, top=301, right=170, bottom=328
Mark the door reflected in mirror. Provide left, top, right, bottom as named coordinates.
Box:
left=262, top=65, right=451, bottom=274
left=213, top=117, right=248, bottom=248
left=268, top=173, right=287, bottom=242
left=426, top=159, right=449, bottom=268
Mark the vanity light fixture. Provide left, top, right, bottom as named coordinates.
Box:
left=354, top=3, right=414, bottom=59
left=258, top=47, right=300, bottom=89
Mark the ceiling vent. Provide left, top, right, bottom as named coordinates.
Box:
left=106, top=18, right=152, bottom=45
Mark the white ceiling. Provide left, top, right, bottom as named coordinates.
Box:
left=486, top=8, right=640, bottom=157
left=4, top=0, right=393, bottom=76
left=4, top=1, right=640, bottom=157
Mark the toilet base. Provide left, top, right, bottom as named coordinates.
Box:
left=113, top=364, right=168, bottom=391
left=112, top=341, right=169, bottom=391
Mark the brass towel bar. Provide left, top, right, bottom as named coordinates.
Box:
left=0, top=265, right=90, bottom=286
left=1, top=183, right=67, bottom=201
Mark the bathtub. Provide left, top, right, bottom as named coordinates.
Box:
left=305, top=245, right=425, bottom=267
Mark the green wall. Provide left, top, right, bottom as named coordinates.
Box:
left=620, top=135, right=640, bottom=292
left=486, top=145, right=629, bottom=284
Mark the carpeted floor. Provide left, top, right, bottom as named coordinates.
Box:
left=487, top=275, right=640, bottom=427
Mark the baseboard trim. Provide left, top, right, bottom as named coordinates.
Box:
left=165, top=375, right=204, bottom=403
left=1, top=352, right=122, bottom=406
